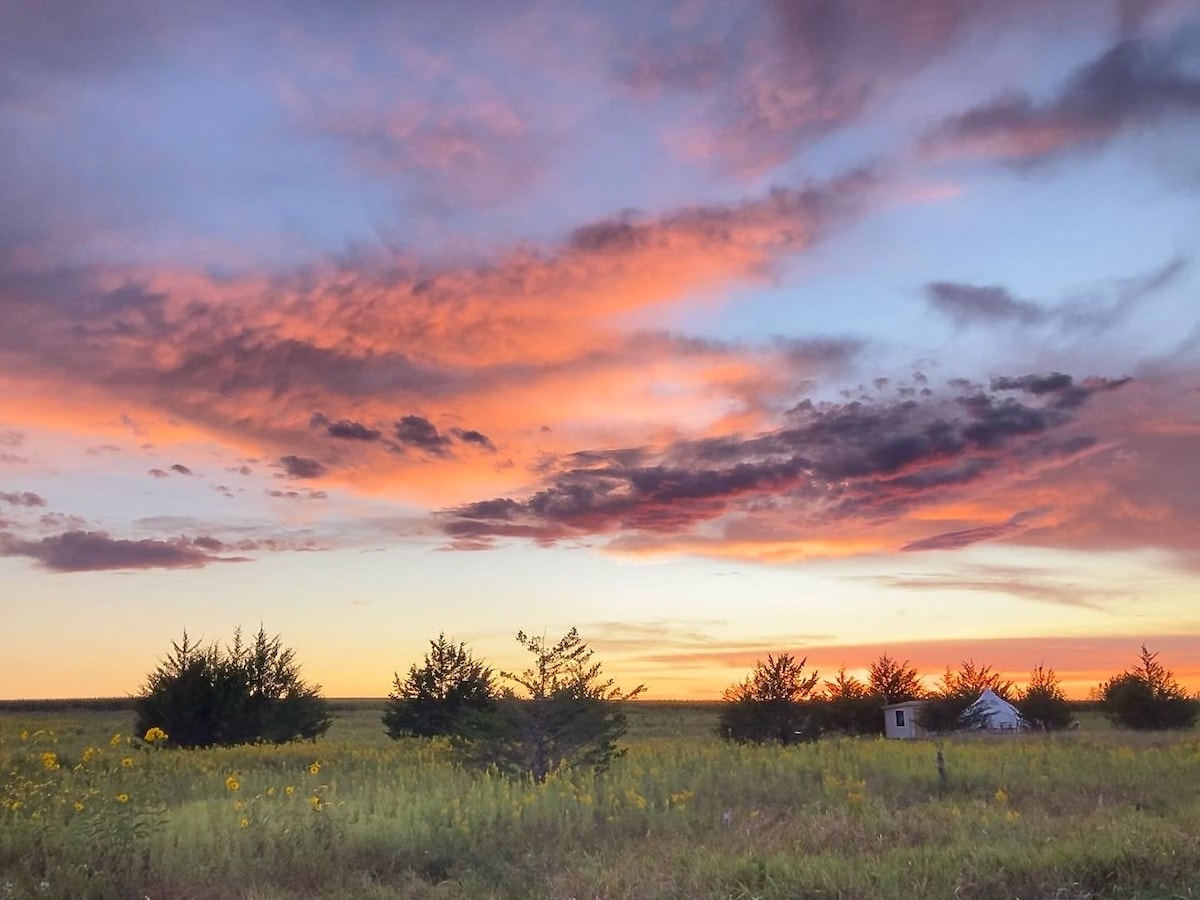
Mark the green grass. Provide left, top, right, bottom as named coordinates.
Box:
left=2, top=703, right=1198, bottom=899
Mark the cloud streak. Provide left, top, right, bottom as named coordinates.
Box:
left=923, top=34, right=1200, bottom=165
left=0, top=530, right=246, bottom=572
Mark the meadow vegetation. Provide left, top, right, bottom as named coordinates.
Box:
left=3, top=702, right=1199, bottom=900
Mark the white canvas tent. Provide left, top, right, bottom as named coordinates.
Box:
left=962, top=689, right=1025, bottom=731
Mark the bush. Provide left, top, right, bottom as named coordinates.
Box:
left=134, top=628, right=330, bottom=748
left=1017, top=664, right=1074, bottom=731
left=1098, top=646, right=1198, bottom=731
left=817, top=667, right=881, bottom=736
left=718, top=653, right=822, bottom=745
left=475, top=628, right=645, bottom=781
left=384, top=633, right=497, bottom=740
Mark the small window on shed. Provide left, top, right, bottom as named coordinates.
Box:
left=894, top=709, right=906, bottom=727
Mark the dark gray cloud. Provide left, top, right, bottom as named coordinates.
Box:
left=926, top=282, right=1045, bottom=326
left=443, top=373, right=1129, bottom=549
left=170, top=463, right=193, bottom=476
left=927, top=257, right=1189, bottom=333
left=0, top=491, right=46, bottom=507
left=923, top=32, right=1200, bottom=165
left=325, top=419, right=382, bottom=441
left=277, top=455, right=326, bottom=479
left=393, top=415, right=453, bottom=456
left=148, top=468, right=168, bottom=478
left=0, top=530, right=244, bottom=572
left=450, top=428, right=496, bottom=452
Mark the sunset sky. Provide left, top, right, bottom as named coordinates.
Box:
left=2, top=0, right=1199, bottom=701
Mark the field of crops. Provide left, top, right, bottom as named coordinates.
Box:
left=2, top=702, right=1199, bottom=899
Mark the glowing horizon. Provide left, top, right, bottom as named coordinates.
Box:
left=1, top=2, right=1198, bottom=704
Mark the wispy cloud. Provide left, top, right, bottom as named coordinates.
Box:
left=0, top=490, right=45, bottom=507
left=922, top=33, right=1200, bottom=165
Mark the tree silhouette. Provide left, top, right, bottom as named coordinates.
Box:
left=718, top=653, right=822, bottom=745
left=135, top=627, right=330, bottom=748
left=867, top=653, right=925, bottom=704
left=383, top=633, right=497, bottom=740
left=476, top=628, right=645, bottom=781
left=1016, top=664, right=1074, bottom=731
left=1098, top=646, right=1198, bottom=730
left=819, top=666, right=880, bottom=735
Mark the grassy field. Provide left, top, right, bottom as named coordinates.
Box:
left=2, top=702, right=1198, bottom=900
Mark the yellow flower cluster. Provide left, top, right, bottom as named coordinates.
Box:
left=40, top=751, right=60, bottom=771
left=143, top=726, right=169, bottom=744
left=225, top=775, right=241, bottom=792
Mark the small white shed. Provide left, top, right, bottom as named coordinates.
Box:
left=883, top=700, right=928, bottom=739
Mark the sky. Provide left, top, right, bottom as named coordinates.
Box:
left=2, top=0, right=1199, bottom=701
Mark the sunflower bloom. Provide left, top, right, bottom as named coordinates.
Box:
left=225, top=775, right=240, bottom=792
left=308, top=762, right=321, bottom=776
left=121, top=757, right=134, bottom=768
left=115, top=793, right=129, bottom=804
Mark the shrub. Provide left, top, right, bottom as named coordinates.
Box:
left=817, top=667, right=881, bottom=736
left=718, top=653, right=821, bottom=745
left=383, top=633, right=497, bottom=740
left=475, top=628, right=645, bottom=781
left=1098, top=646, right=1198, bottom=731
left=1016, top=664, right=1074, bottom=731
left=134, top=627, right=330, bottom=748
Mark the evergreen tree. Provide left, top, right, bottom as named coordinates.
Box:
left=134, top=627, right=330, bottom=748
left=1016, top=664, right=1074, bottom=731
left=1098, top=646, right=1198, bottom=730
left=383, top=633, right=496, bottom=740
left=718, top=653, right=822, bottom=745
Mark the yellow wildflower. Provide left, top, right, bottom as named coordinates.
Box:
left=225, top=775, right=240, bottom=792
left=239, top=817, right=250, bottom=829
left=40, top=751, right=60, bottom=771
left=143, top=727, right=169, bottom=744
left=115, top=793, right=129, bottom=804
left=110, top=733, right=122, bottom=747
left=309, top=795, right=322, bottom=810
left=20, top=730, right=28, bottom=741
left=308, top=762, right=321, bottom=776
left=81, top=747, right=98, bottom=763
left=74, top=802, right=85, bottom=812
left=266, top=786, right=276, bottom=797
left=994, top=788, right=1008, bottom=804
left=121, top=757, right=134, bottom=768
left=285, top=785, right=296, bottom=796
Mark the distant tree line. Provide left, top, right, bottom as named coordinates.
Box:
left=131, top=627, right=1196, bottom=771
left=716, top=645, right=1197, bottom=744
